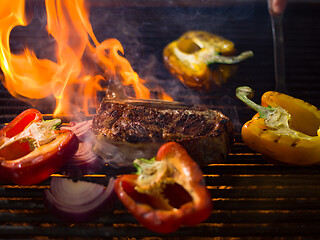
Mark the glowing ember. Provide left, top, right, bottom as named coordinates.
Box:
left=0, top=0, right=172, bottom=117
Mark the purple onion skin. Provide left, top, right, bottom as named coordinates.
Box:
left=60, top=121, right=105, bottom=177
left=61, top=120, right=93, bottom=142
left=61, top=141, right=105, bottom=177
left=61, top=157, right=105, bottom=178
left=44, top=177, right=116, bottom=223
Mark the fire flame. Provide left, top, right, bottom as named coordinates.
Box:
left=0, top=0, right=172, bottom=117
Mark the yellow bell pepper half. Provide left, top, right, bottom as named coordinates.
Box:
left=236, top=86, right=320, bottom=165
left=163, top=31, right=253, bottom=92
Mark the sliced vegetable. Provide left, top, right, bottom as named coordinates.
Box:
left=0, top=109, right=42, bottom=139
left=61, top=121, right=104, bottom=176
left=236, top=86, right=320, bottom=165
left=163, top=30, right=253, bottom=92
left=0, top=109, right=79, bottom=185
left=0, top=109, right=42, bottom=181
left=62, top=141, right=105, bottom=176
left=114, top=142, right=212, bottom=233
left=44, top=177, right=116, bottom=223
left=61, top=120, right=93, bottom=142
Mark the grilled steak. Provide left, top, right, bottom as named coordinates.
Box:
left=92, top=98, right=234, bottom=166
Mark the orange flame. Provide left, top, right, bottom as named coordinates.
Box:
left=0, top=0, right=172, bottom=117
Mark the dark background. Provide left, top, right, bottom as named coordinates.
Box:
left=5, top=0, right=320, bottom=126
left=1, top=1, right=320, bottom=238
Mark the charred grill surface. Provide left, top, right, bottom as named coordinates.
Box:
left=0, top=1, right=320, bottom=239
left=92, top=98, right=234, bottom=165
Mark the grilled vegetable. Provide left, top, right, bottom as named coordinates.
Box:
left=236, top=86, right=320, bottom=165
left=44, top=177, right=116, bottom=223
left=0, top=109, right=79, bottom=185
left=61, top=120, right=104, bottom=176
left=114, top=142, right=212, bottom=233
left=163, top=30, right=253, bottom=92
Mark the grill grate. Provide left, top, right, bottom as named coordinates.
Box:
left=1, top=137, right=320, bottom=239
left=1, top=0, right=320, bottom=239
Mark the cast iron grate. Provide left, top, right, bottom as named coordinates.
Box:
left=0, top=1, right=320, bottom=239
left=0, top=134, right=320, bottom=239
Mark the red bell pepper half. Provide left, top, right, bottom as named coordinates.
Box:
left=0, top=109, right=79, bottom=185
left=114, top=142, right=212, bottom=233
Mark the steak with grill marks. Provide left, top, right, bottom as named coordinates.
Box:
left=92, top=98, right=234, bottom=166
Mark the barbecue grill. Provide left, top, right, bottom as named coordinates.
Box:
left=1, top=0, right=320, bottom=239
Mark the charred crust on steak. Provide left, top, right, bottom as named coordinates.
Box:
left=92, top=98, right=234, bottom=165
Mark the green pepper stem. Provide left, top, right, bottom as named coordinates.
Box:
left=41, top=118, right=61, bottom=130
left=236, top=86, right=274, bottom=118
left=207, top=50, right=254, bottom=65
left=133, top=157, right=156, bottom=175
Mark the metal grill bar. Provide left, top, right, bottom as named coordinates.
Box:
left=0, top=135, right=319, bottom=239
left=0, top=1, right=320, bottom=239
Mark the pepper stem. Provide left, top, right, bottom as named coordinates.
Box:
left=207, top=50, right=254, bottom=65
left=133, top=157, right=156, bottom=175
left=236, top=86, right=275, bottom=118
left=41, top=118, right=62, bottom=130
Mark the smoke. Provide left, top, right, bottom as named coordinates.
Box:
left=93, top=139, right=161, bottom=168
left=88, top=1, right=255, bottom=97
left=6, top=0, right=258, bottom=122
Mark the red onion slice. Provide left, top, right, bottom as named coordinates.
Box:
left=61, top=120, right=93, bottom=142
left=44, top=177, right=116, bottom=223
left=63, top=141, right=105, bottom=176
left=61, top=120, right=105, bottom=176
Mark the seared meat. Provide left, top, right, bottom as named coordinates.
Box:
left=92, top=98, right=234, bottom=166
